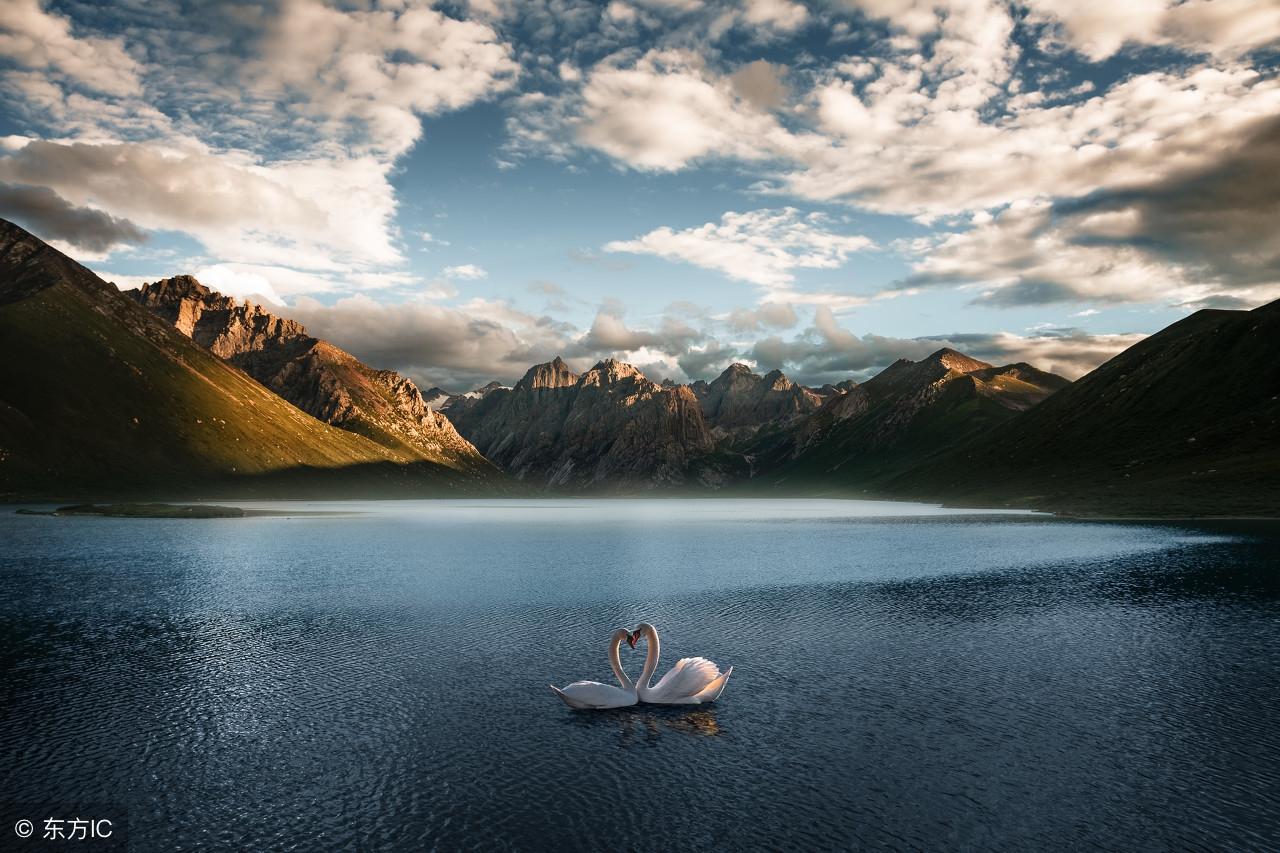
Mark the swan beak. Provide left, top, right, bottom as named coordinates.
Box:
left=626, top=630, right=639, bottom=649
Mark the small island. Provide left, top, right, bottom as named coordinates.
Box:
left=18, top=503, right=246, bottom=518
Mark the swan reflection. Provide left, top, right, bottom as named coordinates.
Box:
left=565, top=704, right=724, bottom=744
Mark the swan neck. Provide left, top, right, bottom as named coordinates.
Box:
left=608, top=631, right=633, bottom=690
left=637, top=623, right=660, bottom=695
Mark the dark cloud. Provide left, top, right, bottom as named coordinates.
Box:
left=1056, top=114, right=1280, bottom=286
left=0, top=182, right=147, bottom=252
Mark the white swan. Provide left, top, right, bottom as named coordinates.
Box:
left=550, top=628, right=638, bottom=709
left=628, top=622, right=732, bottom=705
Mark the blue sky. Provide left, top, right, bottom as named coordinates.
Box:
left=0, top=0, right=1277, bottom=389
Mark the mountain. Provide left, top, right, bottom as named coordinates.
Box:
left=0, top=218, right=494, bottom=499
left=446, top=357, right=727, bottom=490
left=438, top=380, right=509, bottom=421
left=749, top=348, right=1070, bottom=487
left=690, top=363, right=823, bottom=442
left=887, top=303, right=1280, bottom=515
left=127, top=275, right=493, bottom=476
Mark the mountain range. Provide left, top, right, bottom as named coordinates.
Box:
left=1, top=217, right=1275, bottom=515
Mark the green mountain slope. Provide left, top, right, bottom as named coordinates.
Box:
left=0, top=219, right=494, bottom=499
left=128, top=275, right=496, bottom=477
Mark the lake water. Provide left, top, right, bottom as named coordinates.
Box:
left=1, top=499, right=1277, bottom=850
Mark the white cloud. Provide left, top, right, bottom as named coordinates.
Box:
left=0, top=0, right=141, bottom=97
left=604, top=208, right=873, bottom=288
left=442, top=263, right=488, bottom=280
left=741, top=0, right=809, bottom=33
left=1026, top=0, right=1280, bottom=60
left=0, top=0, right=520, bottom=292
left=192, top=264, right=287, bottom=306
left=245, top=0, right=519, bottom=158
left=574, top=49, right=806, bottom=171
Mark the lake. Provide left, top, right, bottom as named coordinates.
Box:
left=1, top=499, right=1277, bottom=850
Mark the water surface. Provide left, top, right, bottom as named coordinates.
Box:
left=1, top=499, right=1277, bottom=850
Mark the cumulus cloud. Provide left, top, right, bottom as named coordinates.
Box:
left=574, top=49, right=804, bottom=171
left=0, top=0, right=141, bottom=97
left=897, top=114, right=1280, bottom=309
left=245, top=0, right=519, bottom=158
left=0, top=140, right=401, bottom=271
left=287, top=293, right=575, bottom=391
left=0, top=182, right=146, bottom=252
left=1025, top=0, right=1280, bottom=60
left=0, top=0, right=518, bottom=288
left=604, top=208, right=873, bottom=288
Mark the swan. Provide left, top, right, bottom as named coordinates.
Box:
left=550, top=628, right=638, bottom=709
left=628, top=622, right=732, bottom=705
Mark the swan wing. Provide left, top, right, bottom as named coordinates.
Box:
left=551, top=680, right=637, bottom=710
left=649, top=657, right=723, bottom=703
left=691, top=665, right=732, bottom=703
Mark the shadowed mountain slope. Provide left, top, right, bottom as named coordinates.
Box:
left=0, top=219, right=494, bottom=499
left=886, top=302, right=1280, bottom=515
left=446, top=357, right=727, bottom=490
left=748, top=348, right=1070, bottom=487
left=690, top=363, right=823, bottom=442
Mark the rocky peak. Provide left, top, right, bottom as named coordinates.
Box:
left=127, top=275, right=307, bottom=354
left=129, top=274, right=491, bottom=474
left=516, top=355, right=578, bottom=391
left=581, top=358, right=646, bottom=386
left=762, top=368, right=793, bottom=391
left=925, top=347, right=992, bottom=375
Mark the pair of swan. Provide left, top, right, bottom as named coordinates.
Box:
left=551, top=623, right=732, bottom=710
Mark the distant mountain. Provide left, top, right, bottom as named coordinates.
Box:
left=0, top=219, right=495, bottom=499
left=887, top=303, right=1280, bottom=515
left=128, top=275, right=494, bottom=477
left=690, top=363, right=823, bottom=442
left=446, top=357, right=727, bottom=490
left=749, top=348, right=1070, bottom=487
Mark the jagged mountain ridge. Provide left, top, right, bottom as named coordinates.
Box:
left=690, top=362, right=824, bottom=441
left=747, top=347, right=1070, bottom=486
left=128, top=276, right=494, bottom=476
left=0, top=218, right=485, bottom=499
left=445, top=357, right=724, bottom=489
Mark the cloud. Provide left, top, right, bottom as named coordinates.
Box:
left=1025, top=0, right=1280, bottom=60
left=604, top=207, right=873, bottom=288
left=0, top=139, right=400, bottom=271
left=897, top=114, right=1280, bottom=309
left=0, top=182, right=146, bottom=252
left=729, top=59, right=789, bottom=110
left=727, top=301, right=799, bottom=331
left=244, top=0, right=519, bottom=158
left=1053, top=114, right=1280, bottom=291
left=574, top=49, right=802, bottom=171
left=0, top=0, right=142, bottom=97
left=740, top=0, right=809, bottom=33
left=287, top=293, right=575, bottom=391
left=747, top=305, right=1143, bottom=384
left=0, top=0, right=519, bottom=290
left=442, top=263, right=488, bottom=280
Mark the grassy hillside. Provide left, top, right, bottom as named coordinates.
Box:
left=0, top=221, right=496, bottom=499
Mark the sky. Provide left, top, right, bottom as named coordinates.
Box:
left=0, top=0, right=1277, bottom=391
